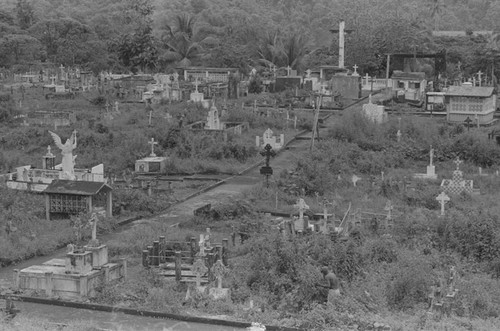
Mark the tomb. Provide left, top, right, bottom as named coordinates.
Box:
left=330, top=73, right=362, bottom=99
left=256, top=128, right=285, bottom=150
left=440, top=157, right=478, bottom=195
left=134, top=138, right=168, bottom=174
left=391, top=71, right=426, bottom=101
left=14, top=217, right=125, bottom=299
left=414, top=146, right=438, bottom=180
left=6, top=131, right=106, bottom=192
left=363, top=95, right=387, bottom=123
left=186, top=104, right=249, bottom=139
left=444, top=83, right=496, bottom=125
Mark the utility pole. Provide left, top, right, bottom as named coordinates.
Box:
left=310, top=93, right=321, bottom=151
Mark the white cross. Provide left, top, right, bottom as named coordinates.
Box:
left=148, top=138, right=158, bottom=157
left=286, top=66, right=292, bottom=76
left=353, top=64, right=359, bottom=74
left=436, top=192, right=450, bottom=216
left=294, top=198, right=309, bottom=221
left=453, top=157, right=462, bottom=170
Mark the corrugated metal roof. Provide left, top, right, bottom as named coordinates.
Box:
left=445, top=86, right=494, bottom=97
left=43, top=180, right=112, bottom=196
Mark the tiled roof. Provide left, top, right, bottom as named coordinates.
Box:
left=44, top=180, right=112, bottom=196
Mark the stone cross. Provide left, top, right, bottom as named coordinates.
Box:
left=286, top=66, right=292, bottom=76
left=294, top=198, right=309, bottom=221
left=453, top=157, right=462, bottom=170
left=148, top=138, right=158, bottom=157
left=212, top=260, right=226, bottom=289
left=352, top=64, right=359, bottom=75
left=436, top=192, right=450, bottom=216
left=430, top=146, right=434, bottom=166
left=192, top=258, right=207, bottom=287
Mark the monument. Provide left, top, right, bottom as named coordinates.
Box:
left=414, top=146, right=438, bottom=180
left=363, top=95, right=387, bottom=124
left=256, top=128, right=285, bottom=150
left=49, top=130, right=77, bottom=180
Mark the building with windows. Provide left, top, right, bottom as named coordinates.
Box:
left=391, top=71, right=427, bottom=101
left=444, top=83, right=496, bottom=125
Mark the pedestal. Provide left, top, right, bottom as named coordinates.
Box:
left=427, top=165, right=436, bottom=178
left=84, top=245, right=108, bottom=268
left=65, top=251, right=93, bottom=274
left=190, top=92, right=204, bottom=102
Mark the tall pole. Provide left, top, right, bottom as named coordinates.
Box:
left=339, top=21, right=345, bottom=69
left=386, top=54, right=391, bottom=88
left=310, top=94, right=321, bottom=151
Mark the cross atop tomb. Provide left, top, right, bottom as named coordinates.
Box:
left=453, top=157, right=462, bottom=171
left=46, top=145, right=53, bottom=157
left=148, top=138, right=158, bottom=157
left=286, top=66, right=292, bottom=76
left=352, top=64, right=359, bottom=76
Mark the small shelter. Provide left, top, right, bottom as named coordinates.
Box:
left=43, top=180, right=112, bottom=220
left=391, top=71, right=426, bottom=101
left=444, top=83, right=496, bottom=125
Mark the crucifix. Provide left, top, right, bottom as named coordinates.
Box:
left=352, top=64, right=359, bottom=76
left=436, top=192, right=450, bottom=216
left=260, top=144, right=276, bottom=187
left=148, top=138, right=158, bottom=157
left=329, top=21, right=354, bottom=69
left=464, top=117, right=472, bottom=131
left=454, top=157, right=463, bottom=170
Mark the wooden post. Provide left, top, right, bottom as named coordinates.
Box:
left=386, top=54, right=391, bottom=88
left=222, top=239, right=229, bottom=266
left=45, top=195, right=50, bottom=221
left=142, top=250, right=149, bottom=267
left=106, top=191, right=112, bottom=217
left=159, top=236, right=165, bottom=263
left=153, top=241, right=160, bottom=266
left=190, top=236, right=196, bottom=263
left=80, top=275, right=88, bottom=297
left=147, top=245, right=153, bottom=266
left=121, top=258, right=127, bottom=279
left=87, top=196, right=93, bottom=215
left=45, top=272, right=53, bottom=296
left=175, top=251, right=182, bottom=281
left=13, top=269, right=20, bottom=288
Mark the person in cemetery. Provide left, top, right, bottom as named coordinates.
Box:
left=316, top=266, right=341, bottom=303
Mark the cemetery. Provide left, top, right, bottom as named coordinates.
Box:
left=3, top=1, right=500, bottom=330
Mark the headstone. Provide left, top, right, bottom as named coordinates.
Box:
left=205, top=103, right=222, bottom=130
left=352, top=64, right=359, bottom=77
left=190, top=78, right=204, bottom=102
left=256, top=128, right=284, bottom=150
left=362, top=95, right=387, bottom=123
left=294, top=198, right=309, bottom=224
left=209, top=260, right=230, bottom=300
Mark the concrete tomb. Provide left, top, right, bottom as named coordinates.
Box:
left=256, top=128, right=284, bottom=150
left=363, top=95, right=387, bottom=124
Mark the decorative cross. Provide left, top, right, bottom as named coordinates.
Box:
left=464, top=117, right=472, bottom=131
left=294, top=198, right=309, bottom=221
left=260, top=144, right=276, bottom=167
left=321, top=198, right=336, bottom=221
left=453, top=157, right=463, bottom=171
left=352, top=64, right=359, bottom=74
left=286, top=66, right=292, bottom=76
left=436, top=192, right=450, bottom=216
left=192, top=258, right=208, bottom=287
left=47, top=145, right=52, bottom=156
left=148, top=138, right=158, bottom=157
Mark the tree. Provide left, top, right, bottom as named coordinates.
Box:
left=0, top=34, right=44, bottom=65
left=16, top=0, right=35, bottom=30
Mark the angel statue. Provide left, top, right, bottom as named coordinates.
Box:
left=49, top=130, right=77, bottom=180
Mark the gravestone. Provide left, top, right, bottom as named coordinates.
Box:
left=205, top=103, right=222, bottom=130
left=256, top=128, right=284, bottom=150
left=363, top=95, right=387, bottom=123
left=436, top=192, right=450, bottom=216
left=440, top=157, right=475, bottom=194
left=414, top=146, right=437, bottom=180
left=190, top=78, right=204, bottom=102
left=208, top=260, right=230, bottom=300
left=293, top=198, right=310, bottom=232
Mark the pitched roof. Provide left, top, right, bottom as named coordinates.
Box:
left=445, top=86, right=494, bottom=97
left=43, top=180, right=112, bottom=196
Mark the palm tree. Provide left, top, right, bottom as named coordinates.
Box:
left=283, top=33, right=310, bottom=72
left=256, top=31, right=286, bottom=70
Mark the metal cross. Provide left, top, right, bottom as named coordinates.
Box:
left=260, top=144, right=276, bottom=167
left=464, top=117, right=472, bottom=131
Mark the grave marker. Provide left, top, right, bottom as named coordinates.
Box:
left=148, top=138, right=158, bottom=157
left=436, top=192, right=450, bottom=216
